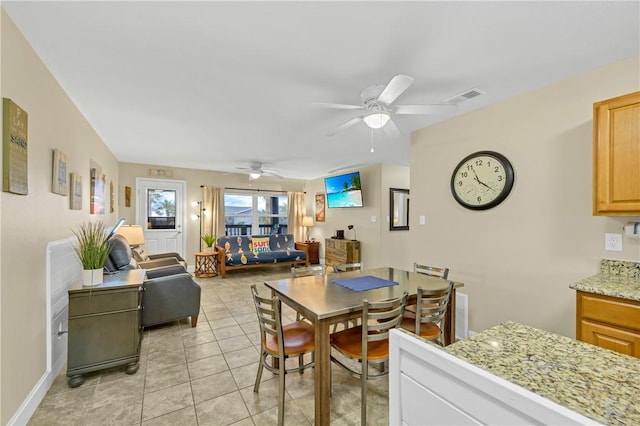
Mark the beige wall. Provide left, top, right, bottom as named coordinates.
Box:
left=303, top=163, right=411, bottom=269
left=410, top=55, right=640, bottom=338
left=117, top=162, right=305, bottom=266
left=1, top=10, right=120, bottom=423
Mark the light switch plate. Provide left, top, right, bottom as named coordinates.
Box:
left=605, top=233, right=623, bottom=251
left=371, top=216, right=377, bottom=223
left=419, top=215, right=426, bottom=225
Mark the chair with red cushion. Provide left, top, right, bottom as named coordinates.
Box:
left=251, top=284, right=315, bottom=426
left=400, top=283, right=453, bottom=346
left=329, top=292, right=408, bottom=425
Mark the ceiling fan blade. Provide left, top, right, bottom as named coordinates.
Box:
left=383, top=118, right=402, bottom=139
left=394, top=104, right=458, bottom=115
left=327, top=116, right=363, bottom=136
left=310, top=102, right=363, bottom=110
left=262, top=169, right=284, bottom=179
left=377, top=75, right=415, bottom=105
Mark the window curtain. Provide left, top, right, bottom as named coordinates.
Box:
left=287, top=191, right=306, bottom=241
left=202, top=186, right=225, bottom=247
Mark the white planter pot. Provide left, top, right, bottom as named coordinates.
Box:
left=82, top=268, right=104, bottom=287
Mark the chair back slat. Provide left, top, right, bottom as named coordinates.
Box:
left=333, top=262, right=363, bottom=272
left=291, top=265, right=326, bottom=277
left=251, top=285, right=284, bottom=351
left=362, top=293, right=408, bottom=349
left=414, top=283, right=454, bottom=344
left=413, top=262, right=449, bottom=279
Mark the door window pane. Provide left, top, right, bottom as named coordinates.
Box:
left=147, top=189, right=176, bottom=229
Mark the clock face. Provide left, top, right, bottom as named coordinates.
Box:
left=450, top=151, right=514, bottom=210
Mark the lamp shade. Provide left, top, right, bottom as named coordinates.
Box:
left=363, top=111, right=390, bottom=129
left=302, top=216, right=314, bottom=227
left=116, top=225, right=145, bottom=246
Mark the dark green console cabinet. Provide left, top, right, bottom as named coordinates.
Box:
left=67, top=269, right=145, bottom=387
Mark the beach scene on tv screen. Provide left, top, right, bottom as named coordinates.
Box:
left=325, top=172, right=363, bottom=208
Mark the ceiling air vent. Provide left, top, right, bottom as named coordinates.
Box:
left=443, top=88, right=485, bottom=105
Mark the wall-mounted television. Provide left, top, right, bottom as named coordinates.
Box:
left=325, top=171, right=363, bottom=208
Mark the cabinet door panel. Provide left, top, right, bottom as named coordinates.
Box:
left=68, top=310, right=140, bottom=369
left=581, top=320, right=640, bottom=357
left=580, top=293, right=640, bottom=331
left=593, top=91, right=640, bottom=215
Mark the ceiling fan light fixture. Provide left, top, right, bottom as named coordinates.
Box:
left=363, top=111, right=390, bottom=129
left=249, top=172, right=261, bottom=179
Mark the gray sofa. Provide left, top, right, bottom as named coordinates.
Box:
left=106, top=234, right=201, bottom=327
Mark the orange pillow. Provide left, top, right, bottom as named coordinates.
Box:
left=251, top=237, right=271, bottom=254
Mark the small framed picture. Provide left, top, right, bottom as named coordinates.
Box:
left=315, top=193, right=326, bottom=222
left=70, top=173, right=82, bottom=210
left=52, top=149, right=68, bottom=196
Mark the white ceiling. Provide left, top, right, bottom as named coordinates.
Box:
left=3, top=1, right=639, bottom=180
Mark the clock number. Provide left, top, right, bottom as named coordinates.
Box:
left=498, top=175, right=503, bottom=182
left=475, top=159, right=483, bottom=166
left=460, top=171, right=468, bottom=178
left=477, top=196, right=482, bottom=203
left=494, top=166, right=500, bottom=173
left=457, top=180, right=463, bottom=186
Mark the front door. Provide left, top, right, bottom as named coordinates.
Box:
left=136, top=178, right=186, bottom=257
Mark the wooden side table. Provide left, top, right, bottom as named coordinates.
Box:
left=195, top=251, right=218, bottom=278
left=295, top=241, right=320, bottom=264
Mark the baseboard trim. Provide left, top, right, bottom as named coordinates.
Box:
left=7, top=368, right=53, bottom=426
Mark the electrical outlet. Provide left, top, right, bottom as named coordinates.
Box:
left=605, top=233, right=623, bottom=251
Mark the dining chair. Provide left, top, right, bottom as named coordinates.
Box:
left=329, top=292, right=408, bottom=425
left=291, top=264, right=326, bottom=277
left=400, top=283, right=453, bottom=346
left=405, top=262, right=450, bottom=318
left=413, top=262, right=449, bottom=279
left=251, top=284, right=315, bottom=426
left=332, top=262, right=363, bottom=272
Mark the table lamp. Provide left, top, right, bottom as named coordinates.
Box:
left=116, top=225, right=145, bottom=248
left=302, top=216, right=314, bottom=242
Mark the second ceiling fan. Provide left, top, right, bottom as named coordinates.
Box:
left=312, top=74, right=457, bottom=138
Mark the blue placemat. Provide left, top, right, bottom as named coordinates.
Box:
left=332, top=275, right=399, bottom=292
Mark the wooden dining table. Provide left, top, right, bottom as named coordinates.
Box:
left=263, top=266, right=464, bottom=426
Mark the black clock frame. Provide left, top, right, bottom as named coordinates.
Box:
left=450, top=150, right=515, bottom=210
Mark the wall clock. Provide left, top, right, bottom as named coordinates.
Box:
left=450, top=150, right=515, bottom=210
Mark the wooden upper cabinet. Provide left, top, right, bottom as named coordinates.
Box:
left=593, top=91, right=640, bottom=215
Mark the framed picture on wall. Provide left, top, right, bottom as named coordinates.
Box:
left=90, top=159, right=106, bottom=214
left=70, top=173, right=82, bottom=210
left=52, top=149, right=68, bottom=196
left=315, top=193, right=325, bottom=222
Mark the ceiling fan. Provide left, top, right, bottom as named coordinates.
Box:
left=235, top=162, right=283, bottom=180
left=312, top=74, right=458, bottom=138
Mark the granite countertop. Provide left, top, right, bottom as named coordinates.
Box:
left=444, top=321, right=640, bottom=426
left=569, top=259, right=640, bottom=301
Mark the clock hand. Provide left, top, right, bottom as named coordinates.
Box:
left=479, top=180, right=496, bottom=191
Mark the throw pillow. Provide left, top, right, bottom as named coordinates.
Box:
left=251, top=237, right=271, bottom=254
left=131, top=246, right=150, bottom=262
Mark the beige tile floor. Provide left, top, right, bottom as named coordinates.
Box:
left=28, top=266, right=390, bottom=426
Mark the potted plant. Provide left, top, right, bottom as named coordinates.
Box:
left=201, top=233, right=216, bottom=252
left=73, top=221, right=110, bottom=286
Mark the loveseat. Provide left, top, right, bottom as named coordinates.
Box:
left=216, top=234, right=309, bottom=278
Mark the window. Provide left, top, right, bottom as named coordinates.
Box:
left=224, top=192, right=288, bottom=236
left=147, top=189, right=176, bottom=229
